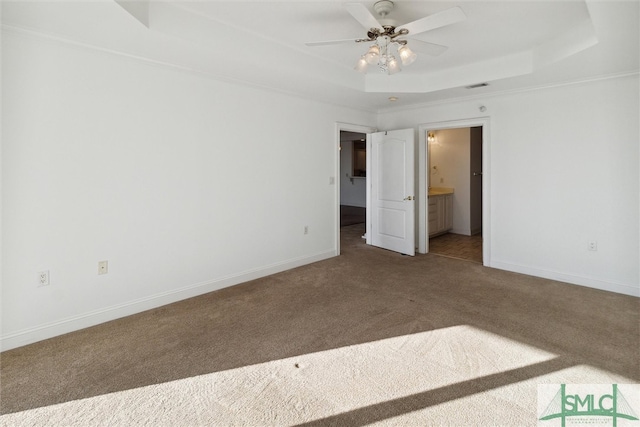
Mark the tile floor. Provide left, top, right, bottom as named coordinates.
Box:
left=429, top=233, right=483, bottom=263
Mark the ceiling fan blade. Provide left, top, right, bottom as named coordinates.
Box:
left=400, top=6, right=466, bottom=37
left=345, top=2, right=383, bottom=31
left=305, top=38, right=360, bottom=47
left=407, top=39, right=448, bottom=56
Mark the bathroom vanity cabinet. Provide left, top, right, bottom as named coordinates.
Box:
left=428, top=190, right=453, bottom=237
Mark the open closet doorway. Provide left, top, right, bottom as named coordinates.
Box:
left=419, top=119, right=490, bottom=266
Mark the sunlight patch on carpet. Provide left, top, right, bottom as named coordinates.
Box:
left=1, top=325, right=633, bottom=426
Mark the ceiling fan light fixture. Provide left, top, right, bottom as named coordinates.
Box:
left=398, top=44, right=417, bottom=66
left=364, top=45, right=380, bottom=65
left=354, top=56, right=369, bottom=73
left=308, top=2, right=466, bottom=77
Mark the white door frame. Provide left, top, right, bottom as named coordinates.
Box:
left=418, top=118, right=491, bottom=266
left=335, top=122, right=376, bottom=255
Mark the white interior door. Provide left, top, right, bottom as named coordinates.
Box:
left=367, top=129, right=415, bottom=256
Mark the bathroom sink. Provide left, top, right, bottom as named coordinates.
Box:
left=428, top=187, right=454, bottom=196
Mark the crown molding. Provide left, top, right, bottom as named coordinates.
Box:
left=1, top=24, right=379, bottom=115
left=4, top=23, right=636, bottom=117
left=376, top=70, right=640, bottom=114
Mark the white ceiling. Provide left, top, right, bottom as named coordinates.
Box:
left=2, top=0, right=638, bottom=112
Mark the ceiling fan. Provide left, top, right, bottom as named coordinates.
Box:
left=306, top=1, right=466, bottom=74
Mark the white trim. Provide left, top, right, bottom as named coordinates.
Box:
left=0, top=251, right=335, bottom=352
left=491, top=260, right=640, bottom=298
left=418, top=128, right=428, bottom=253
left=6, top=23, right=635, bottom=117
left=335, top=123, right=377, bottom=255
left=417, top=117, right=491, bottom=268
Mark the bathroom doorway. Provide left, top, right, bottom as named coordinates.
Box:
left=421, top=123, right=487, bottom=264
left=428, top=126, right=482, bottom=262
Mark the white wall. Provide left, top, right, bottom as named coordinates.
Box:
left=339, top=140, right=366, bottom=208
left=380, top=74, right=640, bottom=297
left=1, top=30, right=375, bottom=350
left=430, top=128, right=471, bottom=235
left=2, top=29, right=638, bottom=353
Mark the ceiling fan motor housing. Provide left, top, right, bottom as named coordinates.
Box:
left=373, top=0, right=394, bottom=17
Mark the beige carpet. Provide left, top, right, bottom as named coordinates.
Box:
left=1, top=224, right=638, bottom=426
left=0, top=329, right=634, bottom=426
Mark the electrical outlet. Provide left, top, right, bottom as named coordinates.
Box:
left=37, top=270, right=50, bottom=287
left=98, top=260, right=108, bottom=275
left=304, top=226, right=309, bottom=235
left=588, top=241, right=598, bottom=251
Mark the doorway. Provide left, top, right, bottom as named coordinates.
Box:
left=418, top=119, right=490, bottom=266
left=335, top=123, right=376, bottom=255
left=426, top=127, right=483, bottom=263
left=339, top=130, right=367, bottom=227
left=337, top=125, right=417, bottom=257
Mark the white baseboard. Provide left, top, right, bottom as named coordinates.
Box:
left=0, top=251, right=335, bottom=352
left=450, top=228, right=472, bottom=236
left=490, top=260, right=640, bottom=297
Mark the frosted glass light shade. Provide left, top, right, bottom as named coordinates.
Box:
left=387, top=56, right=401, bottom=74
left=364, top=45, right=380, bottom=65
left=398, top=45, right=417, bottom=66
left=354, top=56, right=368, bottom=73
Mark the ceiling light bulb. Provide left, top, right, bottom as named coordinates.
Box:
left=387, top=56, right=401, bottom=75
left=354, top=56, right=368, bottom=73
left=398, top=45, right=417, bottom=66
left=364, top=45, right=380, bottom=65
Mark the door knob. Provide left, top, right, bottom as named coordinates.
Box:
left=404, top=196, right=414, bottom=201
